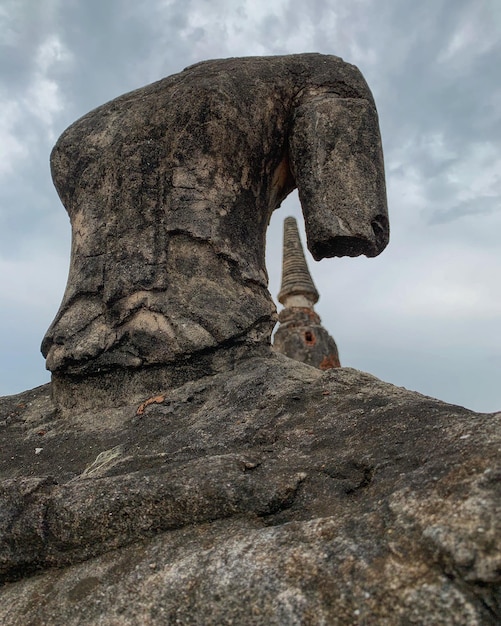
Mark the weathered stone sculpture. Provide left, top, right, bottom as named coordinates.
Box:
left=274, top=216, right=341, bottom=369
left=2, top=58, right=500, bottom=624
left=41, top=54, right=388, bottom=408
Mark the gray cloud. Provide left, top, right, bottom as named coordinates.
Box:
left=429, top=196, right=499, bottom=225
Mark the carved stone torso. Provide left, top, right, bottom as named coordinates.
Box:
left=42, top=54, right=388, bottom=389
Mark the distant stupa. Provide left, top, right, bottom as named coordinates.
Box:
left=273, top=217, right=340, bottom=369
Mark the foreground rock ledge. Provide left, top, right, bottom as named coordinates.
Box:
left=1, top=352, right=500, bottom=624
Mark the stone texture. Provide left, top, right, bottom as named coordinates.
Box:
left=3, top=53, right=497, bottom=624
left=41, top=53, right=388, bottom=409
left=274, top=217, right=341, bottom=369
left=1, top=351, right=500, bottom=624
left=274, top=307, right=341, bottom=369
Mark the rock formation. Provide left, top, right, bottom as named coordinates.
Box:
left=40, top=53, right=388, bottom=410
left=1, top=357, right=500, bottom=624
left=1, top=55, right=499, bottom=624
left=273, top=216, right=341, bottom=369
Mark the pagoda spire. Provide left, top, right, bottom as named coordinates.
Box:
left=278, top=216, right=319, bottom=306
left=273, top=217, right=340, bottom=369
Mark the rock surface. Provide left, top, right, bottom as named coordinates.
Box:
left=2, top=53, right=498, bottom=624
left=1, top=351, right=500, bottom=624
left=41, top=54, right=388, bottom=408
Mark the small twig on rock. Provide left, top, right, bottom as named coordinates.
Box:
left=136, top=395, right=165, bottom=416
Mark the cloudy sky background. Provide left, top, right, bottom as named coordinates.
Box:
left=1, top=0, right=500, bottom=412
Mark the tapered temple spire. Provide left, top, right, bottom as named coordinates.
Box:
left=278, top=217, right=319, bottom=307
left=273, top=217, right=340, bottom=369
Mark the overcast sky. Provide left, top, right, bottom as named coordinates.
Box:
left=1, top=0, right=500, bottom=412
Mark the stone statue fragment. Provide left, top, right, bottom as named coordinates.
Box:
left=41, top=54, right=389, bottom=406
